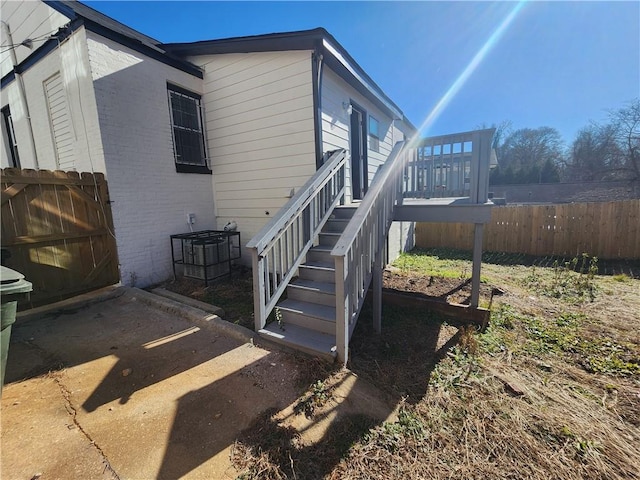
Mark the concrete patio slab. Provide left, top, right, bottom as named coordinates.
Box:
left=1, top=288, right=303, bottom=479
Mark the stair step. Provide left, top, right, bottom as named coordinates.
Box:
left=331, top=206, right=357, bottom=219
left=259, top=323, right=336, bottom=362
left=278, top=299, right=336, bottom=321
left=318, top=232, right=341, bottom=247
left=307, top=245, right=333, bottom=263
left=299, top=261, right=335, bottom=282
left=323, top=218, right=350, bottom=233
left=276, top=298, right=336, bottom=334
left=287, top=279, right=335, bottom=306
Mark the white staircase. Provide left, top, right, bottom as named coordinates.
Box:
left=258, top=206, right=356, bottom=361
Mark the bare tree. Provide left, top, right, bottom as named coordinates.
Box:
left=496, top=127, right=565, bottom=182
left=568, top=123, right=621, bottom=181
left=610, top=99, right=640, bottom=181
left=567, top=99, right=640, bottom=182
left=475, top=120, right=512, bottom=151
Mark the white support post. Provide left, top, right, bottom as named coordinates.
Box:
left=335, top=256, right=349, bottom=365
left=252, top=249, right=267, bottom=330
left=372, top=248, right=383, bottom=334
left=471, top=223, right=484, bottom=308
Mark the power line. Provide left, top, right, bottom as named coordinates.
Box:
left=0, top=27, right=61, bottom=51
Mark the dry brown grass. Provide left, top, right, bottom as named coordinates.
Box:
left=330, top=355, right=640, bottom=480
left=211, top=252, right=640, bottom=479
left=329, top=255, right=640, bottom=480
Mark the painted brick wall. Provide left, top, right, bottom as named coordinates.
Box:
left=86, top=31, right=216, bottom=287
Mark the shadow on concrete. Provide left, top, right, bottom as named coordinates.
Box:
left=157, top=354, right=382, bottom=480
left=81, top=326, right=237, bottom=413
left=4, top=293, right=241, bottom=413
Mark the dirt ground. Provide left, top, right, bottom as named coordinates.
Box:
left=383, top=269, right=494, bottom=304
left=165, top=269, right=254, bottom=329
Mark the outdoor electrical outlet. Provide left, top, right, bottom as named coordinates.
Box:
left=187, top=213, right=195, bottom=224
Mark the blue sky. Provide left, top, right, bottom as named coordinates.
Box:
left=85, top=1, right=639, bottom=145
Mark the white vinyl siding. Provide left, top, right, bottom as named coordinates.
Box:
left=44, top=72, right=75, bottom=169
left=321, top=67, right=413, bottom=259
left=321, top=67, right=398, bottom=202
left=189, top=50, right=316, bottom=250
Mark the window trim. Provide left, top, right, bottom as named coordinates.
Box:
left=368, top=115, right=380, bottom=153
left=167, top=83, right=211, bottom=174
left=369, top=115, right=380, bottom=139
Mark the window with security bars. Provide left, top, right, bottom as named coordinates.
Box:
left=167, top=85, right=210, bottom=173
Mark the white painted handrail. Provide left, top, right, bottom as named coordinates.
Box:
left=248, top=149, right=347, bottom=330
left=331, top=141, right=410, bottom=363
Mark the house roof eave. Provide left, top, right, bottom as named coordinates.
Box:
left=44, top=0, right=204, bottom=78
left=163, top=28, right=410, bottom=123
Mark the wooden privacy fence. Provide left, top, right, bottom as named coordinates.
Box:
left=415, top=200, right=640, bottom=260
left=1, top=168, right=119, bottom=308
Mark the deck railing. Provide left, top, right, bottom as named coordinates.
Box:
left=247, top=149, right=347, bottom=330
left=331, top=142, right=411, bottom=363
left=330, top=129, right=495, bottom=363
left=403, top=129, right=495, bottom=202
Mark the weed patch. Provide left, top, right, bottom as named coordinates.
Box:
left=294, top=380, right=332, bottom=418
left=612, top=273, right=631, bottom=282
left=362, top=405, right=427, bottom=453
left=522, top=254, right=599, bottom=302
left=521, top=313, right=639, bottom=376
left=393, top=248, right=477, bottom=280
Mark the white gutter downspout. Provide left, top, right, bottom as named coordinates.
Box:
left=2, top=20, right=39, bottom=169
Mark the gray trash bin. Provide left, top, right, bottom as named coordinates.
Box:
left=1, top=266, right=33, bottom=392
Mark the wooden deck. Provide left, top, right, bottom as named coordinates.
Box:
left=394, top=197, right=493, bottom=223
